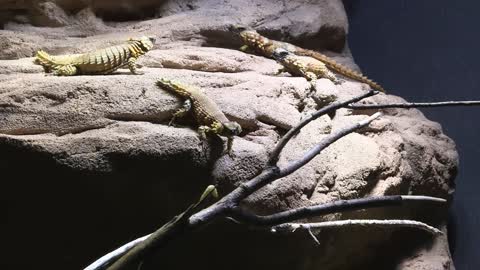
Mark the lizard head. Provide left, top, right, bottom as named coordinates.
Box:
left=222, top=121, right=242, bottom=137
left=239, top=30, right=261, bottom=45
left=229, top=24, right=250, bottom=34
left=229, top=24, right=261, bottom=45
left=272, top=48, right=291, bottom=61
left=156, top=78, right=183, bottom=91
left=129, top=36, right=156, bottom=52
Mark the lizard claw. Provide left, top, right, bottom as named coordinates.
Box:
left=227, top=151, right=236, bottom=158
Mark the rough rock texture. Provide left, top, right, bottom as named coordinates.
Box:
left=0, top=1, right=458, bottom=270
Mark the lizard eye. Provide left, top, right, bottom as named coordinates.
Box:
left=231, top=24, right=251, bottom=35
left=272, top=49, right=289, bottom=59
left=147, top=36, right=156, bottom=44
left=236, top=26, right=247, bottom=31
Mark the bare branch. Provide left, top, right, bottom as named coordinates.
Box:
left=84, top=234, right=151, bottom=270
left=87, top=90, right=463, bottom=269
left=104, top=209, right=192, bottom=270
left=230, top=195, right=446, bottom=226
left=348, top=100, right=480, bottom=110
left=271, top=219, right=443, bottom=235
left=85, top=186, right=218, bottom=270
left=277, top=112, right=382, bottom=177
left=97, top=108, right=387, bottom=268
left=268, top=90, right=378, bottom=165
left=190, top=112, right=383, bottom=226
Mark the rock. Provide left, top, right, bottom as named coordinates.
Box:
left=0, top=1, right=457, bottom=270
left=30, top=1, right=72, bottom=27
left=0, top=0, right=348, bottom=59
left=395, top=225, right=455, bottom=270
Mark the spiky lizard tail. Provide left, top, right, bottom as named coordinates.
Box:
left=295, top=49, right=386, bottom=92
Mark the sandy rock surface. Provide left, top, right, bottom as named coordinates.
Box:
left=1, top=1, right=457, bottom=270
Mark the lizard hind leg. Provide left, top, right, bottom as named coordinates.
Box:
left=169, top=99, right=192, bottom=126
left=53, top=65, right=78, bottom=76
left=275, top=67, right=286, bottom=76
left=226, top=137, right=235, bottom=157
left=128, top=57, right=144, bottom=75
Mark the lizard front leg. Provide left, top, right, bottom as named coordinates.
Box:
left=198, top=122, right=223, bottom=138
left=318, top=66, right=342, bottom=85
left=239, top=45, right=250, bottom=52
left=169, top=99, right=192, bottom=126
left=199, top=122, right=235, bottom=156
left=275, top=67, right=286, bottom=75
left=226, top=136, right=234, bottom=156
left=292, top=62, right=318, bottom=85
left=197, top=125, right=209, bottom=141
left=303, top=71, right=318, bottom=90
left=128, top=57, right=144, bottom=75
left=53, top=64, right=78, bottom=76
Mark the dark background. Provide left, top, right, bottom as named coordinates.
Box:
left=343, top=1, right=480, bottom=269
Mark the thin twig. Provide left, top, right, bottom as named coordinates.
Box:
left=268, top=90, right=378, bottom=165
left=271, top=219, right=443, bottom=235
left=348, top=100, right=480, bottom=110
left=231, top=195, right=445, bottom=226
left=307, top=228, right=321, bottom=245
left=189, top=112, right=383, bottom=226
left=277, top=112, right=382, bottom=177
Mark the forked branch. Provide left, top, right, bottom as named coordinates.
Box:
left=85, top=91, right=480, bottom=270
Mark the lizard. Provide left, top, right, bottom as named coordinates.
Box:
left=34, top=36, right=155, bottom=76
left=272, top=47, right=341, bottom=87
left=233, top=26, right=386, bottom=92
left=156, top=78, right=242, bottom=154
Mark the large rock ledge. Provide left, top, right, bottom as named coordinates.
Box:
left=1, top=1, right=458, bottom=270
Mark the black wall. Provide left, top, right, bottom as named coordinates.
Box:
left=344, top=1, right=480, bottom=269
